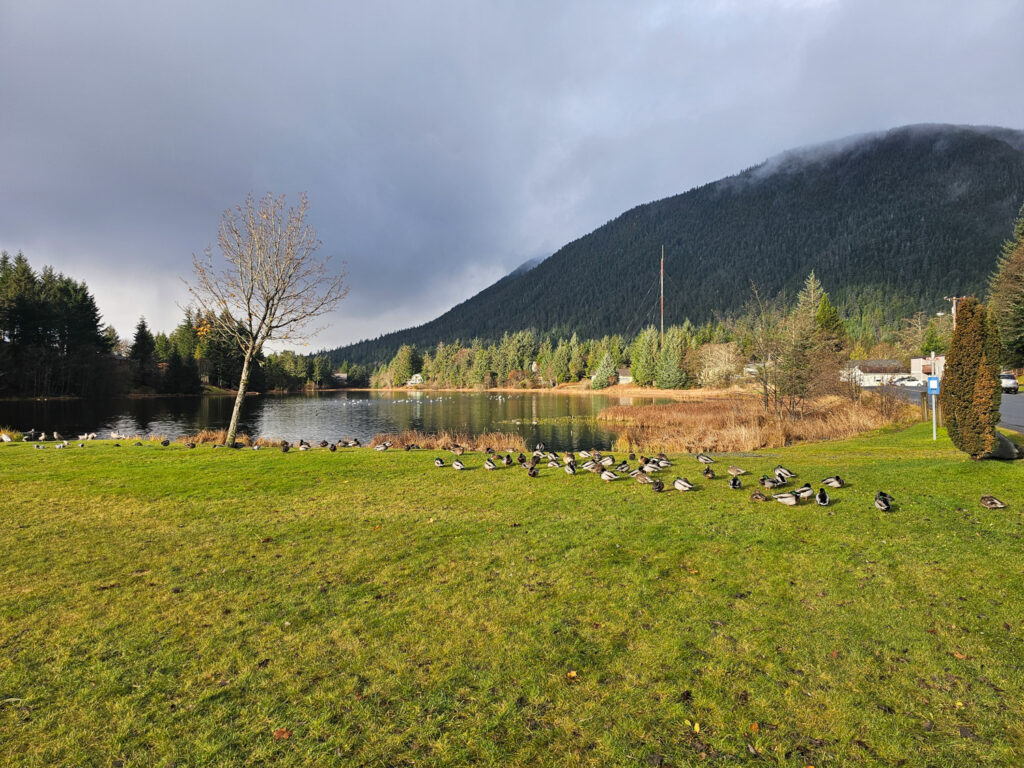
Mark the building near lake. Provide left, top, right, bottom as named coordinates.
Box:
left=616, top=367, right=633, bottom=385
left=842, top=359, right=907, bottom=387
left=910, top=355, right=945, bottom=382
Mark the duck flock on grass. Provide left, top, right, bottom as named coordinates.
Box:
left=2, top=429, right=1008, bottom=512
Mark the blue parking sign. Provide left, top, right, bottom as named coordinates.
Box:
left=927, top=376, right=940, bottom=394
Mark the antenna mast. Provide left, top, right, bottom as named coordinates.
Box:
left=660, top=245, right=664, bottom=345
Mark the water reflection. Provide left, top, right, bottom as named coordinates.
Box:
left=0, top=390, right=669, bottom=451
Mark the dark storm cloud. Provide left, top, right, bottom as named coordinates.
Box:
left=2, top=0, right=1022, bottom=347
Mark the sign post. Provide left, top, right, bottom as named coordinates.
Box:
left=927, top=374, right=940, bottom=441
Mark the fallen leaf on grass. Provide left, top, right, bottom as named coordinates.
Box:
left=749, top=722, right=759, bottom=733
left=957, top=725, right=978, bottom=740
left=273, top=727, right=292, bottom=740
left=953, top=651, right=967, bottom=660
left=565, top=670, right=578, bottom=681
left=829, top=650, right=839, bottom=659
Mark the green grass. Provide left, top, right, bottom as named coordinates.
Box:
left=2, top=424, right=1024, bottom=766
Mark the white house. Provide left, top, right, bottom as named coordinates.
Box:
left=910, top=355, right=945, bottom=382
left=616, top=367, right=633, bottom=385
left=843, top=359, right=908, bottom=387
left=406, top=373, right=424, bottom=386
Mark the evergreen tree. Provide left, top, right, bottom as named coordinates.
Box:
left=388, top=344, right=419, bottom=386
left=988, top=202, right=1024, bottom=367
left=941, top=297, right=1001, bottom=458
left=629, top=327, right=659, bottom=386
left=655, top=326, right=689, bottom=389
left=129, top=317, right=157, bottom=388
left=590, top=352, right=616, bottom=389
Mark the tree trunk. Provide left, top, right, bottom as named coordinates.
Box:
left=225, top=351, right=253, bottom=447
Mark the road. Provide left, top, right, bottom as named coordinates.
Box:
left=879, top=384, right=1024, bottom=432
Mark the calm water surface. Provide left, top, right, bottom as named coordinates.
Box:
left=0, top=391, right=670, bottom=451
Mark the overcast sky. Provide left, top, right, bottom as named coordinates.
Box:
left=2, top=0, right=1023, bottom=349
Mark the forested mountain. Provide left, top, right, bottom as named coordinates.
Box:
left=330, top=124, right=1024, bottom=366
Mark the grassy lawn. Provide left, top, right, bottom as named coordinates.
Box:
left=2, top=423, right=1023, bottom=766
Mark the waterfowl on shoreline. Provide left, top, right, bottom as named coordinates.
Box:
left=527, top=466, right=538, bottom=478
left=729, top=476, right=742, bottom=490
left=319, top=440, right=329, bottom=448
left=484, top=457, right=497, bottom=470
left=759, top=474, right=783, bottom=489
left=702, top=466, right=715, bottom=480
left=160, top=439, right=170, bottom=447
left=600, top=455, right=614, bottom=467
left=451, top=445, right=464, bottom=455
left=502, top=454, right=512, bottom=467
left=329, top=443, right=337, bottom=452
left=564, top=463, right=576, bottom=476
left=750, top=491, right=769, bottom=502
left=614, top=461, right=630, bottom=473
left=822, top=476, right=844, bottom=488
left=696, top=453, right=715, bottom=464
left=981, top=495, right=1006, bottom=509
left=535, top=442, right=546, bottom=452
left=600, top=469, right=619, bottom=482
left=875, top=491, right=893, bottom=512
left=727, top=465, right=746, bottom=477
left=281, top=444, right=290, bottom=453
left=579, top=450, right=591, bottom=459
left=434, top=457, right=445, bottom=467
left=673, top=477, right=695, bottom=492
left=650, top=479, right=664, bottom=492
left=546, top=460, right=560, bottom=468
left=773, top=492, right=799, bottom=506
left=635, top=472, right=653, bottom=485
left=815, top=488, right=830, bottom=506
left=517, top=453, right=526, bottom=465
left=774, top=465, right=796, bottom=479
left=452, top=459, right=466, bottom=471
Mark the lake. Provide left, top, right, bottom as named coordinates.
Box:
left=0, top=390, right=670, bottom=451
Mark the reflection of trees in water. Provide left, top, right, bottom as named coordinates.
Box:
left=0, top=391, right=667, bottom=451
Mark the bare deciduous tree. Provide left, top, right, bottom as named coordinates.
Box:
left=185, top=193, right=347, bottom=446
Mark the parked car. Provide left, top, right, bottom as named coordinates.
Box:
left=891, top=375, right=922, bottom=387
left=1000, top=373, right=1019, bottom=394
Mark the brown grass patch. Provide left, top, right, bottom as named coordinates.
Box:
left=176, top=429, right=281, bottom=447
left=370, top=429, right=527, bottom=452
left=599, top=395, right=916, bottom=453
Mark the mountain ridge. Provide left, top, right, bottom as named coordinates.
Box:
left=331, top=123, right=1024, bottom=366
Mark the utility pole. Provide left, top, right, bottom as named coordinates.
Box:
left=660, top=245, right=664, bottom=346
left=944, top=295, right=960, bottom=329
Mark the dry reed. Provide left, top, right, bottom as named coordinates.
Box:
left=599, top=395, right=916, bottom=453
left=370, top=430, right=527, bottom=452
left=176, top=429, right=281, bottom=447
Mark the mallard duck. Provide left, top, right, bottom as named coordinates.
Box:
left=673, top=477, right=695, bottom=492
left=546, top=460, right=560, bottom=468
left=374, top=443, right=388, bottom=452
left=535, top=441, right=546, bottom=452
left=729, top=476, right=742, bottom=490
left=185, top=442, right=196, bottom=449
left=484, top=458, right=497, bottom=470
left=650, top=479, right=665, bottom=492
left=582, top=459, right=598, bottom=472
left=299, top=444, right=310, bottom=451
left=160, top=439, right=170, bottom=447
left=750, top=491, right=769, bottom=502
left=434, top=457, right=445, bottom=467
left=527, top=466, right=538, bottom=478
left=875, top=491, right=893, bottom=512
left=517, top=453, right=527, bottom=465
left=822, top=476, right=844, bottom=488
left=614, top=461, right=630, bottom=473
left=773, top=492, right=799, bottom=506
left=759, top=474, right=782, bottom=489
left=502, top=454, right=512, bottom=467
left=657, top=458, right=672, bottom=468
left=628, top=452, right=636, bottom=461
left=320, top=440, right=329, bottom=448
left=564, top=463, right=576, bottom=476
left=281, top=444, right=290, bottom=453
left=815, top=488, right=830, bottom=506
left=981, top=495, right=1006, bottom=509
left=774, top=465, right=796, bottom=479
left=329, top=443, right=337, bottom=452
left=697, top=453, right=715, bottom=464
left=579, top=449, right=591, bottom=459
left=702, top=465, right=715, bottom=480
left=252, top=445, right=260, bottom=451
left=636, top=472, right=653, bottom=485
left=600, top=455, right=614, bottom=467
left=451, top=446, right=465, bottom=456
left=642, top=461, right=660, bottom=474
left=794, top=483, right=814, bottom=500
left=629, top=467, right=643, bottom=478
left=563, top=452, right=575, bottom=464
left=600, top=469, right=619, bottom=482
left=774, top=469, right=790, bottom=485
left=452, top=459, right=466, bottom=470
left=727, top=465, right=746, bottom=476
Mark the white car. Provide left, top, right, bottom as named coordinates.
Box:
left=890, top=375, right=922, bottom=387
left=1000, top=373, right=1019, bottom=394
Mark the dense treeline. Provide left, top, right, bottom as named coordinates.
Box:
left=362, top=272, right=954, bottom=401
left=0, top=252, right=117, bottom=398
left=0, top=252, right=341, bottom=399
left=330, top=124, right=1024, bottom=367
